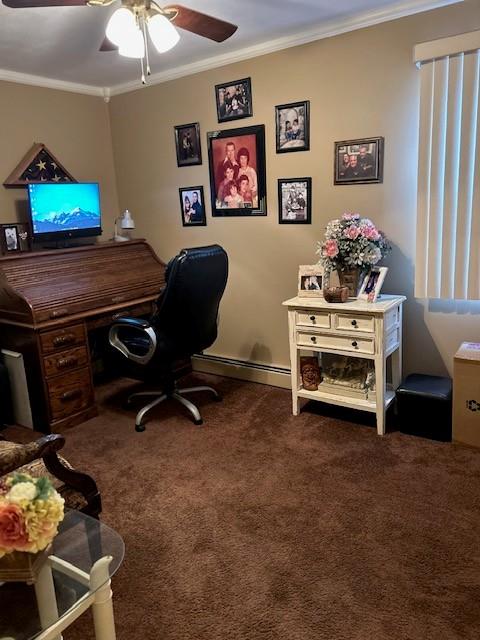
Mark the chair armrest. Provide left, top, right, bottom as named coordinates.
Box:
left=0, top=434, right=65, bottom=477
left=110, top=317, right=152, bottom=329
left=109, top=318, right=157, bottom=365
left=43, top=452, right=101, bottom=517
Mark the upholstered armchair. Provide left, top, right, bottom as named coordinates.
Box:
left=0, top=433, right=101, bottom=519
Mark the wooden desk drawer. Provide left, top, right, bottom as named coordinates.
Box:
left=40, top=324, right=85, bottom=354
left=47, top=367, right=93, bottom=420
left=297, top=331, right=375, bottom=355
left=43, top=346, right=89, bottom=377
left=296, top=310, right=330, bottom=329
left=86, top=302, right=153, bottom=331
left=335, top=313, right=375, bottom=333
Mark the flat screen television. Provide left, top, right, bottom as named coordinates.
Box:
left=27, top=182, right=102, bottom=243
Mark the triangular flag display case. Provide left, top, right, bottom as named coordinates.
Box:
left=3, top=142, right=76, bottom=188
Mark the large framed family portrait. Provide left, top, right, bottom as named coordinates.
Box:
left=174, top=122, right=202, bottom=167
left=334, top=136, right=384, bottom=184
left=207, top=124, right=267, bottom=217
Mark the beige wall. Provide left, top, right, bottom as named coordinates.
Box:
left=108, top=0, right=480, bottom=377
left=0, top=81, right=119, bottom=240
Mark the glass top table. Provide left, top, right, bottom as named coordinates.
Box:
left=0, top=510, right=124, bottom=640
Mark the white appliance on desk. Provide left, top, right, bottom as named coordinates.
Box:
left=1, top=349, right=34, bottom=429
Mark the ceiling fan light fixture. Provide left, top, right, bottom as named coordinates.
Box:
left=147, top=13, right=180, bottom=53
left=118, top=26, right=145, bottom=59
left=105, top=6, right=136, bottom=47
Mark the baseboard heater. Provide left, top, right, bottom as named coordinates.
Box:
left=192, top=353, right=291, bottom=389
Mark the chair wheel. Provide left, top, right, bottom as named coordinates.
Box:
left=194, top=418, right=203, bottom=426
left=135, top=423, right=146, bottom=432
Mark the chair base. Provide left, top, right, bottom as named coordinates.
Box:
left=127, top=385, right=222, bottom=432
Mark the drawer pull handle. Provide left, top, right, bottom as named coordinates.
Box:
left=53, top=333, right=76, bottom=347
left=60, top=389, right=82, bottom=402
left=56, top=356, right=78, bottom=369
left=50, top=308, right=69, bottom=319
left=351, top=320, right=357, bottom=327
left=310, top=315, right=316, bottom=322
left=352, top=341, right=358, bottom=347
left=310, top=336, right=317, bottom=343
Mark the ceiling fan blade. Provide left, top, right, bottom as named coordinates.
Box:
left=164, top=5, right=237, bottom=43
left=2, top=0, right=86, bottom=6
left=99, top=36, right=118, bottom=52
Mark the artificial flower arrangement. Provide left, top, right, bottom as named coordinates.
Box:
left=317, top=213, right=390, bottom=274
left=0, top=472, right=64, bottom=558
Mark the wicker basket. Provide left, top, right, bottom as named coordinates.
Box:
left=0, top=545, right=51, bottom=583
left=323, top=286, right=350, bottom=303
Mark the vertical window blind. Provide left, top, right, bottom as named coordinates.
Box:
left=415, top=31, right=480, bottom=300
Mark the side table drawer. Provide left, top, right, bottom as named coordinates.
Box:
left=296, top=310, right=330, bottom=329
left=335, top=313, right=375, bottom=333
left=43, top=345, right=89, bottom=377
left=40, top=324, right=86, bottom=354
left=297, top=331, right=375, bottom=355
left=47, top=367, right=93, bottom=420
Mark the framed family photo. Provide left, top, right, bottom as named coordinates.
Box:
left=207, top=124, right=267, bottom=217
left=298, top=264, right=324, bottom=298
left=174, top=122, right=202, bottom=167
left=215, top=78, right=252, bottom=123
left=275, top=100, right=310, bottom=153
left=278, top=178, right=311, bottom=224
left=179, top=186, right=206, bottom=227
left=358, top=266, right=388, bottom=302
left=334, top=136, right=384, bottom=184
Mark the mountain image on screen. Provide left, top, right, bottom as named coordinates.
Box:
left=33, top=208, right=100, bottom=232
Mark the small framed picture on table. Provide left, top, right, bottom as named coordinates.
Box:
left=358, top=266, right=388, bottom=302
left=298, top=264, right=324, bottom=298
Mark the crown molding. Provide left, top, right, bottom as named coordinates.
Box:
left=0, top=0, right=463, bottom=98
left=0, top=68, right=105, bottom=98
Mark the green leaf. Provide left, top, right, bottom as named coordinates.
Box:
left=35, top=476, right=53, bottom=501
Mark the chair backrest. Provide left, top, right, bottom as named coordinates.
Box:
left=152, top=245, right=228, bottom=357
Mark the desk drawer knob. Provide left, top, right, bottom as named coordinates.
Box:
left=60, top=389, right=82, bottom=402
left=310, top=336, right=317, bottom=343
left=351, top=320, right=357, bottom=327
left=310, top=315, right=316, bottom=322
left=53, top=333, right=76, bottom=347
left=352, top=341, right=358, bottom=347
left=57, top=356, right=78, bottom=369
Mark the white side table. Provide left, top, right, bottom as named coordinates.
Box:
left=283, top=295, right=406, bottom=435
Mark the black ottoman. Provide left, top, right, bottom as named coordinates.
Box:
left=396, top=373, right=452, bottom=441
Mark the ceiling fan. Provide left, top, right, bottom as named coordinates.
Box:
left=2, top=0, right=238, bottom=84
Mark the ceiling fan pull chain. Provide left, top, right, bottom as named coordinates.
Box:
left=141, top=16, right=151, bottom=76
left=140, top=56, right=146, bottom=85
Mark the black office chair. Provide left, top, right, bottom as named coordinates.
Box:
left=108, top=244, right=228, bottom=432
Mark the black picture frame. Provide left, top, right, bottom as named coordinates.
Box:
left=179, top=186, right=207, bottom=227
left=215, top=77, right=253, bottom=123
left=207, top=124, right=267, bottom=217
left=334, top=136, right=384, bottom=184
left=275, top=100, right=310, bottom=153
left=278, top=178, right=312, bottom=224
left=174, top=122, right=202, bottom=167
left=0, top=224, right=20, bottom=253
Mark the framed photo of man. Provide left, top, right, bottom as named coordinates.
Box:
left=215, top=78, right=252, bottom=123
left=179, top=186, right=207, bottom=227
left=278, top=178, right=311, bottom=224
left=275, top=100, right=310, bottom=153
left=174, top=122, right=202, bottom=167
left=334, top=136, right=384, bottom=185
left=207, top=124, right=267, bottom=217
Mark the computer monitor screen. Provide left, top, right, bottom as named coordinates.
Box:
left=27, top=182, right=102, bottom=241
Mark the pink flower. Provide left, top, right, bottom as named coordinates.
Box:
left=324, top=239, right=339, bottom=258
left=361, top=225, right=380, bottom=240
left=342, top=212, right=360, bottom=221
left=0, top=502, right=29, bottom=550
left=344, top=225, right=360, bottom=240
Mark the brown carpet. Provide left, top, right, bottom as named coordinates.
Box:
left=5, top=374, right=480, bottom=639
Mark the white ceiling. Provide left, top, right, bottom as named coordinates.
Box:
left=0, top=0, right=461, bottom=94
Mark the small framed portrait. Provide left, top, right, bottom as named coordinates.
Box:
left=174, top=122, right=202, bottom=167
left=334, top=136, right=384, bottom=185
left=278, top=178, right=311, bottom=224
left=358, top=266, right=388, bottom=302
left=207, top=124, right=266, bottom=217
left=179, top=186, right=206, bottom=227
left=275, top=100, right=310, bottom=153
left=0, top=224, right=20, bottom=253
left=298, top=264, right=324, bottom=298
left=215, top=78, right=252, bottom=123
